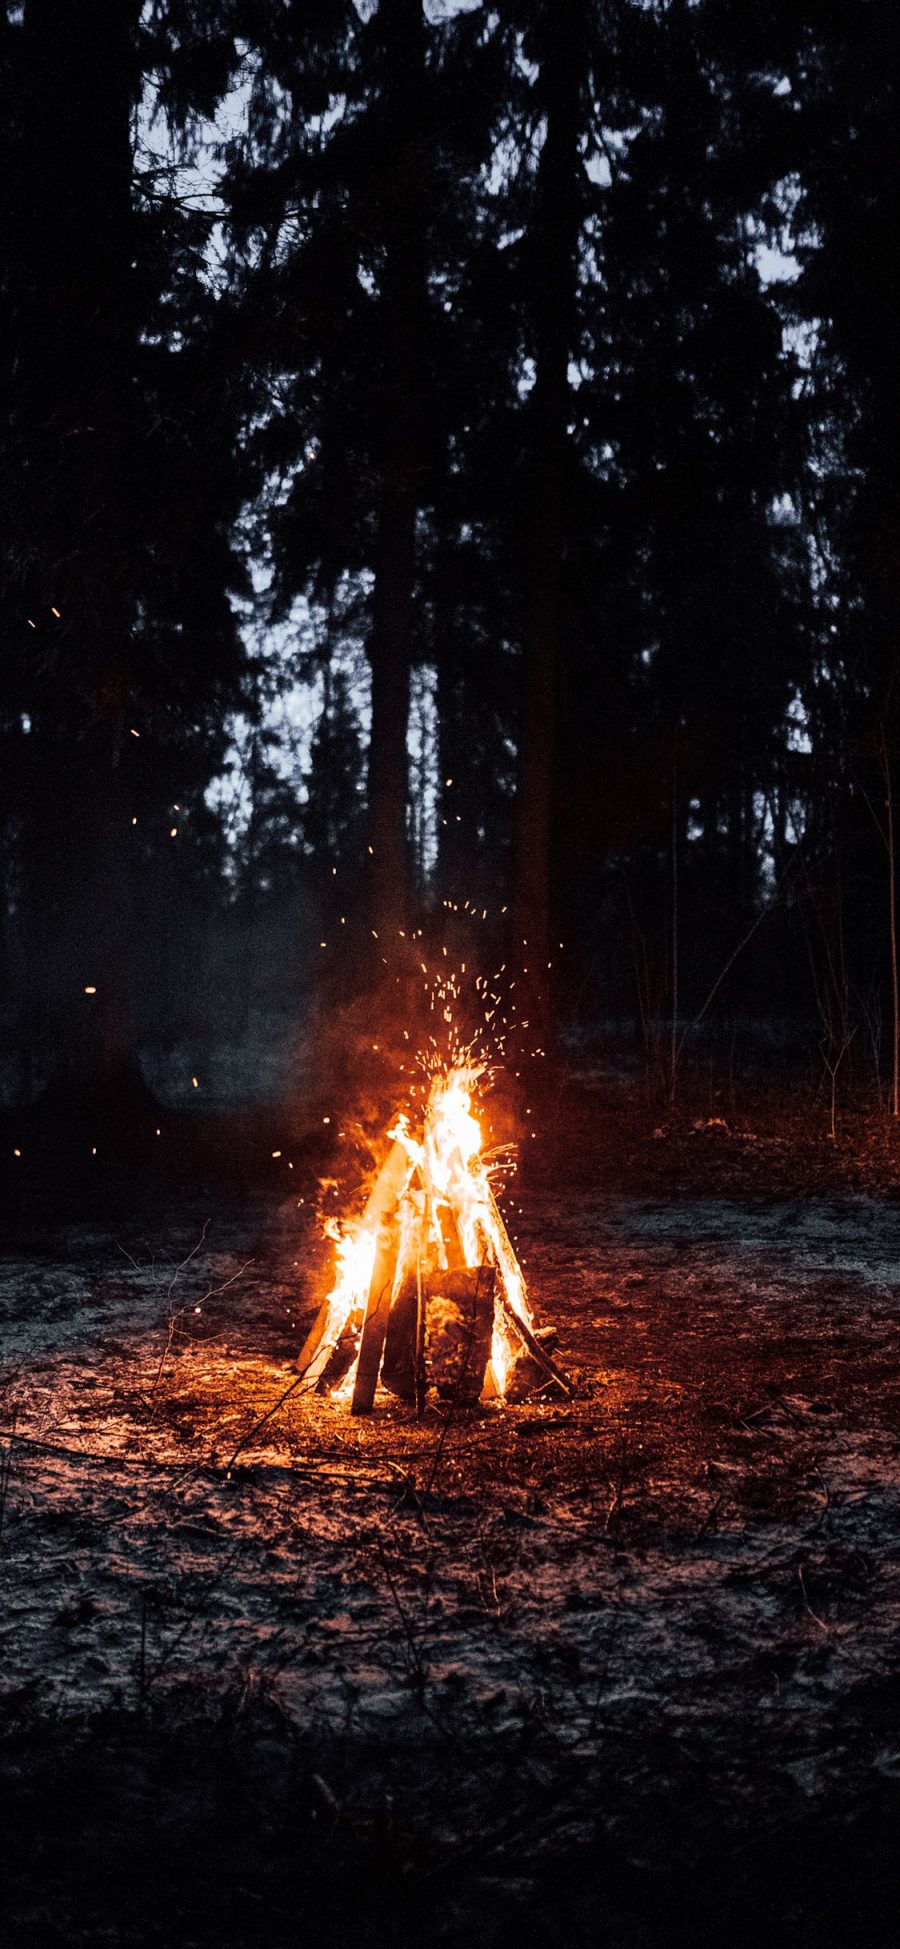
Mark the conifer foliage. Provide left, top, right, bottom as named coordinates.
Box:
left=0, top=0, right=896, bottom=1104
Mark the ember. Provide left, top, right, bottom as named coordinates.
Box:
left=298, top=1066, right=568, bottom=1412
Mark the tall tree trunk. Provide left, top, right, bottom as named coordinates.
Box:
left=368, top=485, right=417, bottom=937
left=17, top=0, right=142, bottom=1097
left=366, top=0, right=427, bottom=940
left=513, top=8, right=581, bottom=1028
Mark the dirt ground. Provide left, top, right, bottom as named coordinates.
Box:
left=2, top=1077, right=900, bottom=1945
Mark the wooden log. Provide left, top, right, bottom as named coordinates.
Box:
left=437, top=1200, right=467, bottom=1271
left=296, top=1294, right=335, bottom=1380
left=415, top=1254, right=427, bottom=1418
left=478, top=1191, right=572, bottom=1396
left=492, top=1286, right=568, bottom=1395
left=350, top=1239, right=399, bottom=1413
left=297, top=1138, right=410, bottom=1388
left=381, top=1264, right=496, bottom=1407
left=380, top=1272, right=418, bottom=1402
left=425, top=1266, right=495, bottom=1404
left=350, top=1142, right=411, bottom=1414
left=314, top=1315, right=363, bottom=1394
left=484, top=1187, right=532, bottom=1316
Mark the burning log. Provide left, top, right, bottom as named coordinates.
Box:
left=437, top=1201, right=467, bottom=1271
left=298, top=1066, right=569, bottom=1413
left=425, top=1266, right=495, bottom=1403
left=492, top=1281, right=572, bottom=1402
left=313, top=1316, right=363, bottom=1395
left=380, top=1271, right=419, bottom=1402
left=381, top=1266, right=496, bottom=1405
left=349, top=1139, right=411, bottom=1413
left=297, top=1139, right=409, bottom=1392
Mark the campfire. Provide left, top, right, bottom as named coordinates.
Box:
left=298, top=1066, right=568, bottom=1413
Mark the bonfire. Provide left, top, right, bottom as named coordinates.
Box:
left=298, top=1065, right=568, bottom=1413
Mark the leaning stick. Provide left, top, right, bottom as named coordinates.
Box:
left=480, top=1192, right=573, bottom=1397
left=296, top=1295, right=337, bottom=1382
left=296, top=1138, right=410, bottom=1385
left=351, top=1141, right=411, bottom=1414
left=494, top=1284, right=573, bottom=1397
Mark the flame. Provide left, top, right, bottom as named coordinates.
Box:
left=305, top=1065, right=535, bottom=1401
left=320, top=1216, right=377, bottom=1340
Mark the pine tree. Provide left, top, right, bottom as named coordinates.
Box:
left=1, top=0, right=247, bottom=1103
left=220, top=0, right=508, bottom=940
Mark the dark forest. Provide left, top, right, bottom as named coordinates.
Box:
left=1, top=5, right=899, bottom=1946
left=2, top=0, right=897, bottom=1114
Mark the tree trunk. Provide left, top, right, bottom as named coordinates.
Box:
left=368, top=486, right=417, bottom=938
left=16, top=0, right=142, bottom=1100
left=513, top=9, right=581, bottom=1030
left=365, top=0, right=427, bottom=940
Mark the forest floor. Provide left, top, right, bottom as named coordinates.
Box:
left=2, top=1075, right=900, bottom=1945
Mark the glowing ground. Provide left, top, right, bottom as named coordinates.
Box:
left=2, top=1087, right=900, bottom=1944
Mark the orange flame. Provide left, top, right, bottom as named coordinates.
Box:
left=308, top=1066, right=534, bottom=1400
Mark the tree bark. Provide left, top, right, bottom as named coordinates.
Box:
left=365, top=0, right=427, bottom=940
left=16, top=0, right=142, bottom=1099
left=513, top=8, right=582, bottom=1030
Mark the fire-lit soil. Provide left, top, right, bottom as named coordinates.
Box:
left=2, top=1083, right=900, bottom=1944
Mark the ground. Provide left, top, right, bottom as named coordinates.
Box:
left=2, top=1078, right=900, bottom=1944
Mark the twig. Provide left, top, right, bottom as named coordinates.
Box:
left=376, top=1537, right=428, bottom=1690
left=150, top=1257, right=255, bottom=1398
left=0, top=1426, right=338, bottom=1488
left=139, top=1542, right=246, bottom=1696
left=222, top=1371, right=311, bottom=1476
left=810, top=1460, right=831, bottom=1526
left=382, top=1460, right=431, bottom=1536
left=604, top=1439, right=628, bottom=1535
left=676, top=900, right=776, bottom=1069
left=113, top=1240, right=144, bottom=1273
left=166, top=1219, right=212, bottom=1307
left=798, top=1564, right=829, bottom=1632
left=148, top=1220, right=212, bottom=1393
left=374, top=1537, right=470, bottom=1753
left=692, top=1493, right=723, bottom=1543
left=0, top=1428, right=205, bottom=1474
